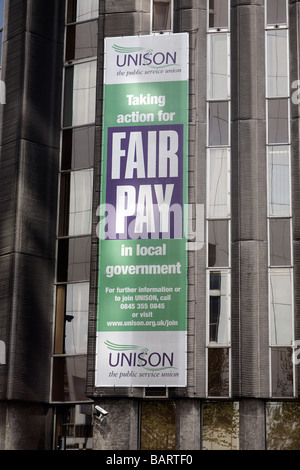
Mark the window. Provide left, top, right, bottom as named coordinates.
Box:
left=208, top=101, right=229, bottom=146
left=271, top=347, right=293, bottom=397
left=64, top=283, right=89, bottom=354
left=152, top=0, right=172, bottom=32
left=55, top=405, right=93, bottom=450
left=267, top=146, right=290, bottom=217
left=62, top=126, right=95, bottom=171
left=63, top=61, right=97, bottom=128
left=266, top=0, right=287, bottom=26
left=52, top=356, right=89, bottom=402
left=55, top=283, right=90, bottom=355
left=208, top=271, right=230, bottom=344
left=267, top=98, right=289, bottom=144
left=67, top=0, right=99, bottom=23
left=66, top=20, right=98, bottom=61
left=69, top=169, right=93, bottom=236
left=269, top=269, right=293, bottom=345
left=59, top=169, right=94, bottom=237
left=207, top=348, right=230, bottom=397
left=207, top=148, right=230, bottom=218
left=208, top=0, right=229, bottom=30
left=267, top=402, right=300, bottom=450
left=140, top=401, right=176, bottom=450
left=266, top=30, right=288, bottom=97
left=203, top=402, right=239, bottom=450
left=269, top=218, right=291, bottom=266
left=207, top=33, right=230, bottom=100
left=57, top=237, right=91, bottom=283
left=208, top=220, right=229, bottom=267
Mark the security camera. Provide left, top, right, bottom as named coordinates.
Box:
left=95, top=405, right=108, bottom=416
left=94, top=405, right=109, bottom=423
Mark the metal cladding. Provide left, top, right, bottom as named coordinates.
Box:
left=0, top=0, right=65, bottom=401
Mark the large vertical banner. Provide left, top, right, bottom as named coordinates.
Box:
left=96, top=33, right=189, bottom=387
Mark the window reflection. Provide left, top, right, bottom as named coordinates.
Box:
left=66, top=21, right=98, bottom=61
left=271, top=347, right=293, bottom=397
left=55, top=283, right=89, bottom=355
left=62, top=126, right=95, bottom=171
left=152, top=0, right=172, bottom=32
left=59, top=170, right=93, bottom=237
left=203, top=402, right=239, bottom=450
left=269, top=218, right=291, bottom=266
left=55, top=405, right=93, bottom=450
left=268, top=146, right=290, bottom=217
left=63, top=61, right=97, bottom=128
left=266, top=30, right=288, bottom=97
left=208, top=102, right=229, bottom=146
left=208, top=0, right=228, bottom=29
left=57, top=236, right=91, bottom=282
left=208, top=220, right=229, bottom=267
left=52, top=356, right=89, bottom=402
left=208, top=149, right=230, bottom=218
left=209, top=271, right=229, bottom=344
left=208, top=34, right=229, bottom=100
left=65, top=283, right=89, bottom=354
left=140, top=401, right=176, bottom=450
left=267, top=402, right=300, bottom=450
left=266, top=0, right=287, bottom=26
left=269, top=268, right=293, bottom=345
left=207, top=348, right=229, bottom=397
left=268, top=99, right=289, bottom=144
left=67, top=0, right=99, bottom=23
left=69, top=169, right=93, bottom=236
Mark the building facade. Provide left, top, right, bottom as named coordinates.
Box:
left=0, top=0, right=300, bottom=451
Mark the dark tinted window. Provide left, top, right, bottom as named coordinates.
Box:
left=266, top=0, right=287, bottom=25
left=209, top=0, right=228, bottom=29
left=209, top=102, right=229, bottom=146
left=66, top=21, right=98, bottom=61
left=208, top=348, right=229, bottom=397
left=62, top=126, right=95, bottom=170
left=208, top=220, right=229, bottom=267
left=57, top=237, right=91, bottom=282
left=268, top=99, right=289, bottom=144
left=269, top=218, right=291, bottom=266
left=271, top=347, right=293, bottom=397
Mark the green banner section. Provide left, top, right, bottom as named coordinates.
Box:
left=98, top=239, right=187, bottom=332
left=102, top=81, right=189, bottom=127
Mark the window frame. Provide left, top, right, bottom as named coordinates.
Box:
left=206, top=269, right=231, bottom=347
left=207, top=32, right=231, bottom=101
left=267, top=145, right=291, bottom=218
left=151, top=0, right=173, bottom=34
left=265, top=28, right=289, bottom=99
left=207, top=147, right=231, bottom=219
left=207, top=0, right=230, bottom=32
left=265, top=0, right=288, bottom=29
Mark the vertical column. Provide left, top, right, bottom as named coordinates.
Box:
left=231, top=0, right=269, bottom=398
left=0, top=0, right=64, bottom=402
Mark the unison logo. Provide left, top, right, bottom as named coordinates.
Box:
left=104, top=340, right=176, bottom=371
left=112, top=44, right=178, bottom=69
